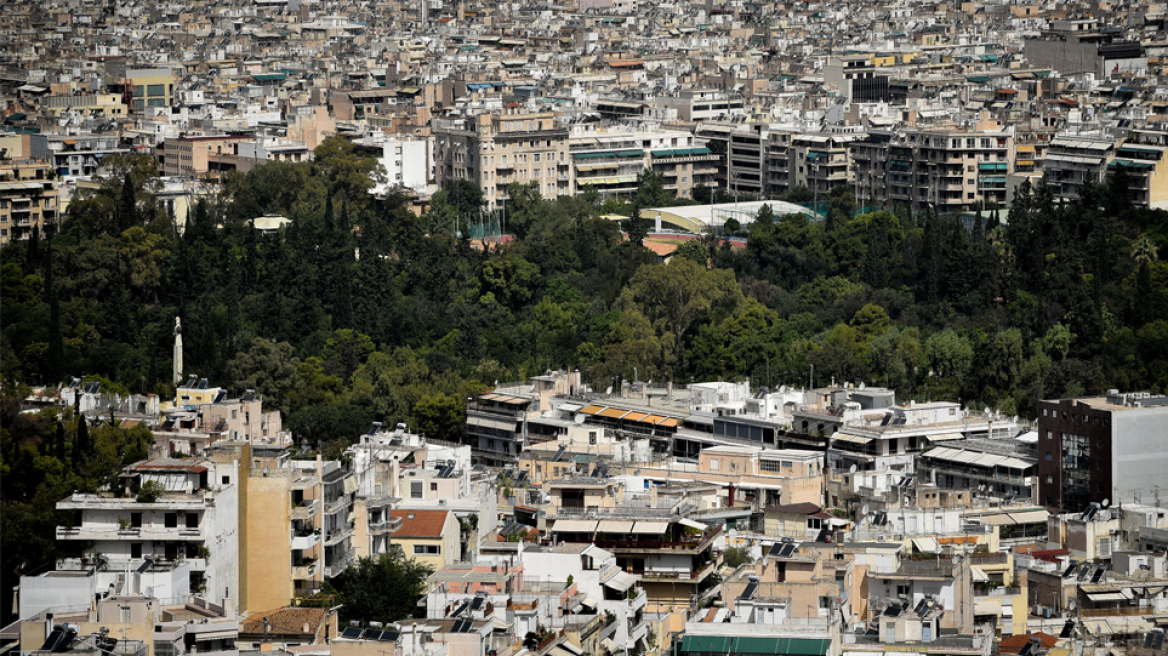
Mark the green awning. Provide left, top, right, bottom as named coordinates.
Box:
left=252, top=73, right=286, bottom=82
left=967, top=75, right=990, bottom=83
left=691, top=147, right=712, bottom=155
left=1118, top=146, right=1161, bottom=155
left=652, top=149, right=676, bottom=157
left=574, top=151, right=614, bottom=159
left=979, top=163, right=1008, bottom=171
left=1110, top=159, right=1154, bottom=169
left=679, top=636, right=830, bottom=656
left=617, top=149, right=644, bottom=157
left=5, top=113, right=26, bottom=121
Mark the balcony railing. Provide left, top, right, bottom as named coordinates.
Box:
left=974, top=586, right=1022, bottom=597
left=292, top=499, right=319, bottom=521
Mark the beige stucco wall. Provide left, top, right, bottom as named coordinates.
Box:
left=242, top=463, right=293, bottom=613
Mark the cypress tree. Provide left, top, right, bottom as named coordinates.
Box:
left=119, top=172, right=137, bottom=232
left=56, top=419, right=67, bottom=462
left=75, top=412, right=90, bottom=464
left=26, top=224, right=40, bottom=273
left=45, top=241, right=65, bottom=383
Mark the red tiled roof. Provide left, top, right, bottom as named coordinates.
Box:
left=391, top=509, right=451, bottom=538
left=1000, top=633, right=1058, bottom=653
left=240, top=607, right=326, bottom=637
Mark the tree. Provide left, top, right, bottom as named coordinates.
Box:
left=332, top=550, right=432, bottom=624
left=118, top=173, right=138, bottom=232
left=74, top=413, right=90, bottom=464
left=224, top=338, right=302, bottom=416
left=673, top=239, right=710, bottom=267
left=287, top=404, right=375, bottom=449
left=414, top=393, right=465, bottom=443
left=722, top=546, right=754, bottom=568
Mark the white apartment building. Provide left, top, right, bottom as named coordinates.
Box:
left=53, top=458, right=240, bottom=609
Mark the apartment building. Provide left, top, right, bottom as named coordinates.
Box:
left=162, top=135, right=253, bottom=177
left=824, top=55, right=891, bottom=102
left=54, top=458, right=240, bottom=609
left=850, top=126, right=1014, bottom=212
left=1036, top=391, right=1168, bottom=513
left=40, top=93, right=129, bottom=118
left=916, top=440, right=1038, bottom=504
left=390, top=509, right=459, bottom=570
left=354, top=135, right=433, bottom=193
left=433, top=109, right=570, bottom=208
left=1042, top=135, right=1115, bottom=202
left=0, top=159, right=57, bottom=245
left=545, top=492, right=721, bottom=612
left=123, top=68, right=177, bottom=113
left=659, top=90, right=746, bottom=122
left=568, top=126, right=718, bottom=201
left=1109, top=128, right=1168, bottom=209
left=45, top=133, right=127, bottom=179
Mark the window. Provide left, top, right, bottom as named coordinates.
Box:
left=186, top=513, right=199, bottom=528
left=164, top=513, right=178, bottom=528
left=410, top=480, right=424, bottom=499
left=430, top=482, right=438, bottom=491
left=710, top=458, right=720, bottom=471
left=1047, top=475, right=1054, bottom=484
left=413, top=544, right=440, bottom=555
left=896, top=584, right=910, bottom=596
left=760, top=459, right=782, bottom=473
left=131, top=512, right=143, bottom=528
left=1046, top=452, right=1053, bottom=462
left=1047, top=431, right=1053, bottom=440
left=131, top=543, right=142, bottom=559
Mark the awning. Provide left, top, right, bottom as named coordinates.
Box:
left=974, top=601, right=1000, bottom=615
left=630, top=521, right=669, bottom=534
left=972, top=569, right=989, bottom=582
left=581, top=597, right=598, bottom=608
left=601, top=638, right=618, bottom=652
left=678, top=635, right=831, bottom=656
left=603, top=571, right=637, bottom=592
left=679, top=518, right=708, bottom=530
left=1087, top=592, right=1127, bottom=602
left=597, top=520, right=635, bottom=533
left=553, top=519, right=598, bottom=532
left=1001, top=604, right=1014, bottom=617
left=558, top=403, right=583, bottom=412
left=912, top=537, right=939, bottom=553
left=927, top=433, right=963, bottom=441
left=194, top=630, right=239, bottom=640
left=834, top=433, right=872, bottom=444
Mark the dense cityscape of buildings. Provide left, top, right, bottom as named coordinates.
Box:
left=4, top=2, right=1168, bottom=656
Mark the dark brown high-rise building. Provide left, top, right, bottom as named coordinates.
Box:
left=1037, top=392, right=1168, bottom=513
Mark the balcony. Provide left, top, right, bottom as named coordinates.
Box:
left=324, top=549, right=354, bottom=578
left=591, top=526, right=721, bottom=555
left=974, top=586, right=1022, bottom=597
left=629, top=620, right=648, bottom=643
left=628, top=588, right=647, bottom=612
left=292, top=499, right=319, bottom=521
left=292, top=560, right=319, bottom=579
left=57, top=525, right=204, bottom=542
left=368, top=516, right=401, bottom=535
left=324, top=524, right=354, bottom=547
left=632, top=560, right=716, bottom=583
left=292, top=531, right=321, bottom=551
left=323, top=494, right=352, bottom=515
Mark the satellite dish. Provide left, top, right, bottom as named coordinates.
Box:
left=861, top=503, right=870, bottom=517
left=1068, top=599, right=1078, bottom=611
left=934, top=544, right=943, bottom=556
left=952, top=553, right=960, bottom=565
left=575, top=415, right=587, bottom=424
left=1101, top=498, right=1110, bottom=508
left=849, top=464, right=858, bottom=474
